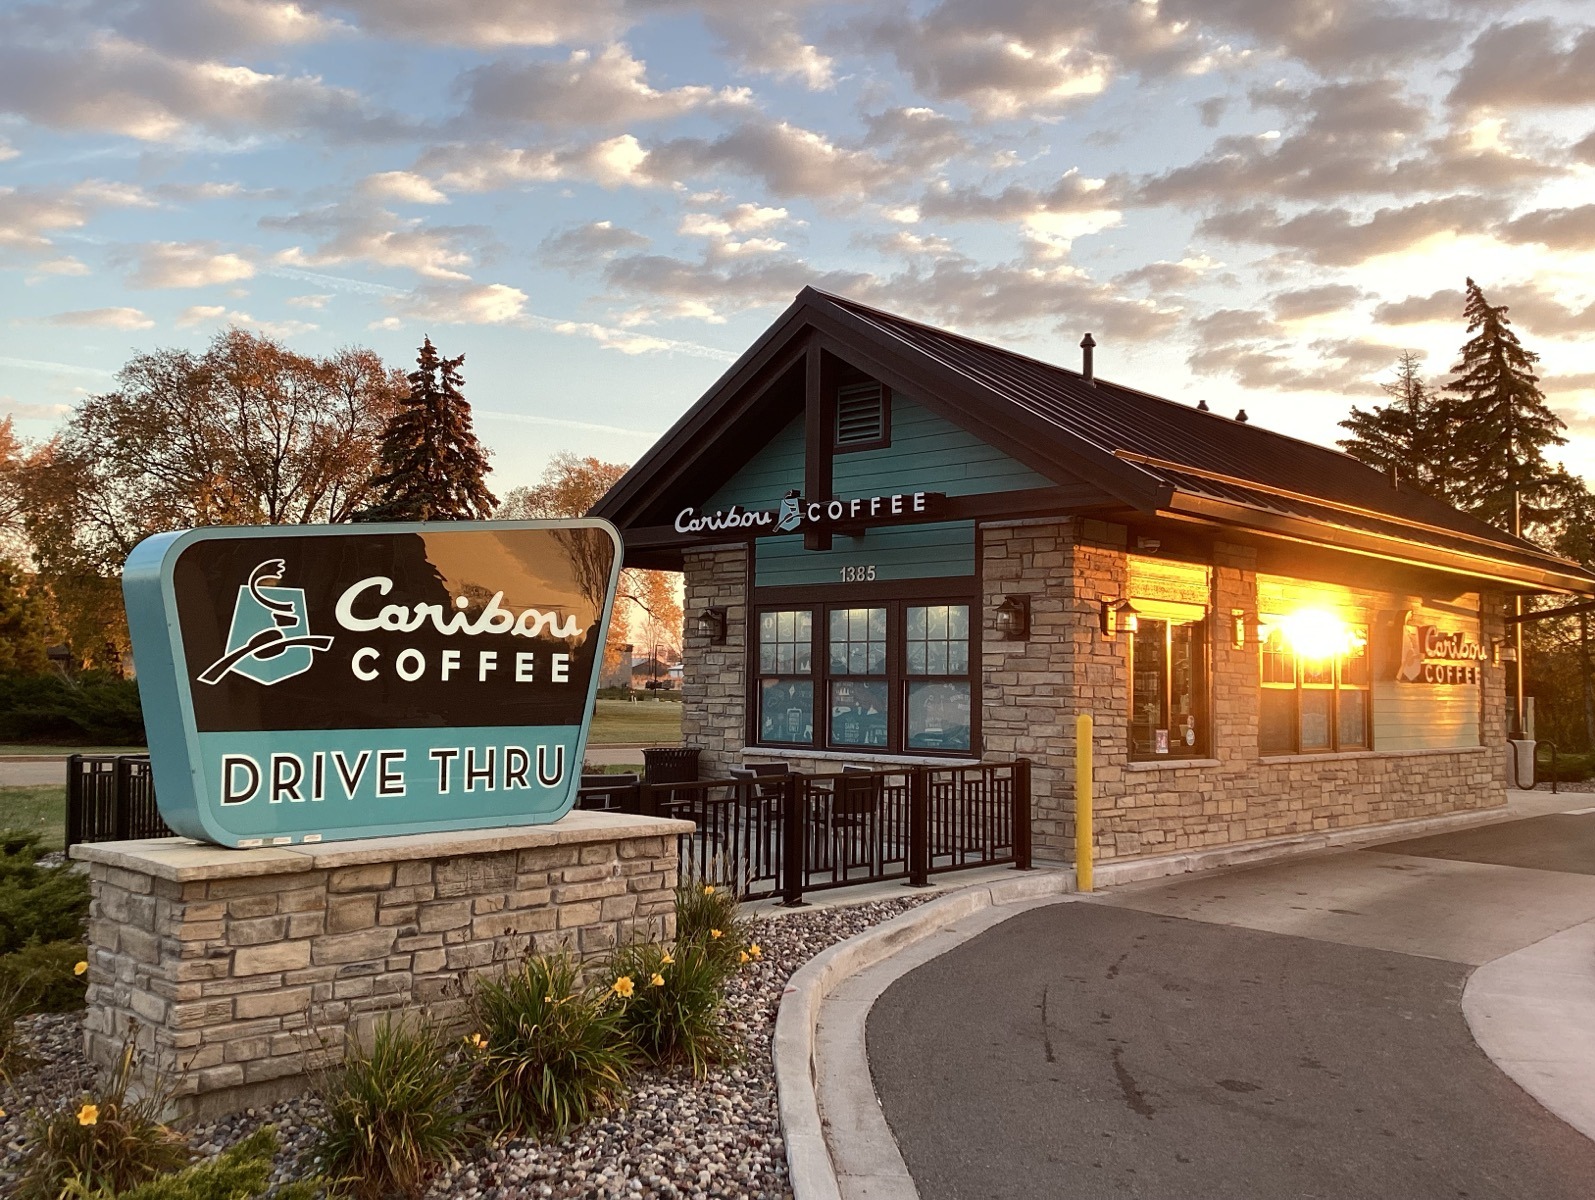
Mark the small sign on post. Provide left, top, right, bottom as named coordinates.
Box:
left=123, top=520, right=623, bottom=848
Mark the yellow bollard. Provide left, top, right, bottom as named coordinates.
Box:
left=1075, top=712, right=1093, bottom=892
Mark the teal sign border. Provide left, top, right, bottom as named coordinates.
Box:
left=123, top=520, right=624, bottom=848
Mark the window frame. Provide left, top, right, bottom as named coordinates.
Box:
left=1127, top=602, right=1212, bottom=763
left=747, top=592, right=977, bottom=757
left=1258, top=619, right=1372, bottom=756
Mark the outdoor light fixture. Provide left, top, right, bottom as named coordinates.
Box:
left=1231, top=610, right=1249, bottom=649
left=994, top=594, right=1030, bottom=641
left=696, top=606, right=727, bottom=645
left=1099, top=598, right=1139, bottom=638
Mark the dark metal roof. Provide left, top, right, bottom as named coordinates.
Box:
left=821, top=291, right=1590, bottom=589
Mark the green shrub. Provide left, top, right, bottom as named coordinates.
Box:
left=312, top=1016, right=473, bottom=1200
left=0, top=969, right=35, bottom=1078
left=0, top=831, right=91, bottom=955
left=673, top=881, right=749, bottom=971
left=607, top=940, right=737, bottom=1079
left=59, top=1127, right=318, bottom=1200
left=469, top=952, right=633, bottom=1139
left=0, top=939, right=89, bottom=1013
left=14, top=1039, right=191, bottom=1200
left=0, top=671, right=144, bottom=746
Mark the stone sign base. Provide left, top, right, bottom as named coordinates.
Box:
left=72, top=811, right=693, bottom=1117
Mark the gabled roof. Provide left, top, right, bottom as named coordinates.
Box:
left=592, top=288, right=1595, bottom=593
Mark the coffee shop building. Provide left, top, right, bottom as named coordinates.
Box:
left=592, top=288, right=1595, bottom=868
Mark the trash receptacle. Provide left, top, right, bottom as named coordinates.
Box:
left=643, top=746, right=701, bottom=785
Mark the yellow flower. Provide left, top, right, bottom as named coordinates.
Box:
left=545, top=994, right=556, bottom=1004
left=612, top=975, right=635, bottom=998
left=703, top=884, right=715, bottom=896
left=0, top=1106, right=7, bottom=1118
left=77, top=1104, right=98, bottom=1127
left=710, top=928, right=723, bottom=940
left=464, top=1033, right=487, bottom=1051
left=649, top=973, right=665, bottom=987
left=738, top=951, right=750, bottom=964
left=660, top=952, right=674, bottom=966
left=748, top=944, right=762, bottom=960
left=73, top=961, right=88, bottom=977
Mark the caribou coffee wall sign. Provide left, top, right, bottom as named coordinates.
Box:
left=673, top=490, right=941, bottom=536
left=123, top=521, right=622, bottom=848
left=1396, top=610, right=1487, bottom=686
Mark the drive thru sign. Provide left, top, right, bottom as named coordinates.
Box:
left=122, top=520, right=622, bottom=848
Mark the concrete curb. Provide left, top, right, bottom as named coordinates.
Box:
left=773, top=870, right=1073, bottom=1200
left=1463, top=917, right=1595, bottom=1142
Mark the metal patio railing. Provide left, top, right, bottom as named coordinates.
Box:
left=66, top=754, right=172, bottom=849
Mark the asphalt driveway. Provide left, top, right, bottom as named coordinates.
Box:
left=868, top=808, right=1595, bottom=1199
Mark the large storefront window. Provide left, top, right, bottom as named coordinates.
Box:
left=753, top=600, right=973, bottom=755
left=1259, top=617, right=1370, bottom=754
left=1130, top=612, right=1208, bottom=759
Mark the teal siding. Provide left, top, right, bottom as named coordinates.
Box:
left=756, top=521, right=974, bottom=587
left=707, top=414, right=804, bottom=511
left=832, top=393, right=1051, bottom=498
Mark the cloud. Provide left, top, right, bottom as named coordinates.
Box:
left=1501, top=204, right=1595, bottom=250
left=458, top=44, right=745, bottom=128
left=920, top=169, right=1119, bottom=223
left=286, top=293, right=332, bottom=308
left=645, top=119, right=900, bottom=198
left=306, top=0, right=623, bottom=48
left=266, top=201, right=482, bottom=280
left=175, top=304, right=232, bottom=327
left=0, top=28, right=408, bottom=143
left=32, top=257, right=91, bottom=277
left=0, top=396, right=73, bottom=421
left=1270, top=283, right=1364, bottom=320
left=0, top=138, right=16, bottom=162
left=392, top=281, right=529, bottom=324
left=0, top=180, right=150, bottom=258
left=541, top=220, right=651, bottom=269
left=1112, top=256, right=1217, bottom=292
left=1372, top=280, right=1595, bottom=341
left=104, top=0, right=343, bottom=58
left=128, top=241, right=255, bottom=288
left=1197, top=195, right=1511, bottom=265
left=703, top=10, right=833, bottom=89
left=417, top=135, right=652, bottom=192
left=1185, top=304, right=1391, bottom=395
left=46, top=307, right=155, bottom=330
left=1372, top=289, right=1462, bottom=325
left=360, top=171, right=449, bottom=204
left=1449, top=19, right=1595, bottom=111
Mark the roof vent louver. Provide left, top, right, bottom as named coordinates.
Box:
left=836, top=381, right=886, bottom=447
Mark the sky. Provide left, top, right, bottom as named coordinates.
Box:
left=3, top=0, right=1595, bottom=496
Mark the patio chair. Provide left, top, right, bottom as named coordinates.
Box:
left=813, top=766, right=883, bottom=873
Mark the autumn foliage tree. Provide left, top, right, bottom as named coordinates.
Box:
left=498, top=453, right=682, bottom=678
left=355, top=337, right=496, bottom=522
left=22, top=328, right=405, bottom=665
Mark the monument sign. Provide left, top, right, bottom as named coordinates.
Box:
left=123, top=520, right=622, bottom=847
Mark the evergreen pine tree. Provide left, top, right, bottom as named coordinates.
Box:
left=355, top=337, right=497, bottom=522
left=1444, top=278, right=1566, bottom=533
left=1337, top=351, right=1464, bottom=504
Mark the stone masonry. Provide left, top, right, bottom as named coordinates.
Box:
left=679, top=518, right=1508, bottom=870
left=73, top=812, right=691, bottom=1117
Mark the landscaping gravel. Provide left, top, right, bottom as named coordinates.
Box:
left=0, top=894, right=931, bottom=1199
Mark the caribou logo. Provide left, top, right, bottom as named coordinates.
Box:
left=198, top=560, right=334, bottom=687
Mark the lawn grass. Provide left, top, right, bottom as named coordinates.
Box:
left=0, top=784, right=67, bottom=851
left=588, top=697, right=683, bottom=746
left=0, top=744, right=147, bottom=757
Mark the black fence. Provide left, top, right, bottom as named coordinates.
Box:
left=66, top=754, right=172, bottom=849
left=580, top=759, right=1032, bottom=904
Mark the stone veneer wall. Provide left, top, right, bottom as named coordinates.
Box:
left=681, top=544, right=748, bottom=778
left=980, top=518, right=1509, bottom=863
left=74, top=813, right=690, bottom=1117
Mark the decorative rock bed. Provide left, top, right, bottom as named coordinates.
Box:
left=1, top=895, right=930, bottom=1199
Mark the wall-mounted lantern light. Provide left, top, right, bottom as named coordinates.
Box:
left=696, top=606, right=727, bottom=645
left=1231, top=610, right=1251, bottom=649
left=994, top=594, right=1030, bottom=641
left=1099, top=598, right=1139, bottom=638
left=1493, top=638, right=1517, bottom=665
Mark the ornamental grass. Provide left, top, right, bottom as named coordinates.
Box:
left=311, top=1016, right=474, bottom=1200
left=14, top=1038, right=190, bottom=1200
left=673, top=881, right=751, bottom=972
left=607, top=939, right=738, bottom=1079
left=468, top=952, right=634, bottom=1140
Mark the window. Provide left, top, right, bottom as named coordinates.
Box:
left=905, top=604, right=971, bottom=751
left=834, top=380, right=888, bottom=450
left=1130, top=613, right=1208, bottom=759
left=1259, top=620, right=1370, bottom=755
left=751, top=599, right=973, bottom=755
left=757, top=610, right=814, bottom=745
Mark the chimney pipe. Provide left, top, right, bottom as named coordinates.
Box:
left=1080, top=332, right=1096, bottom=386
